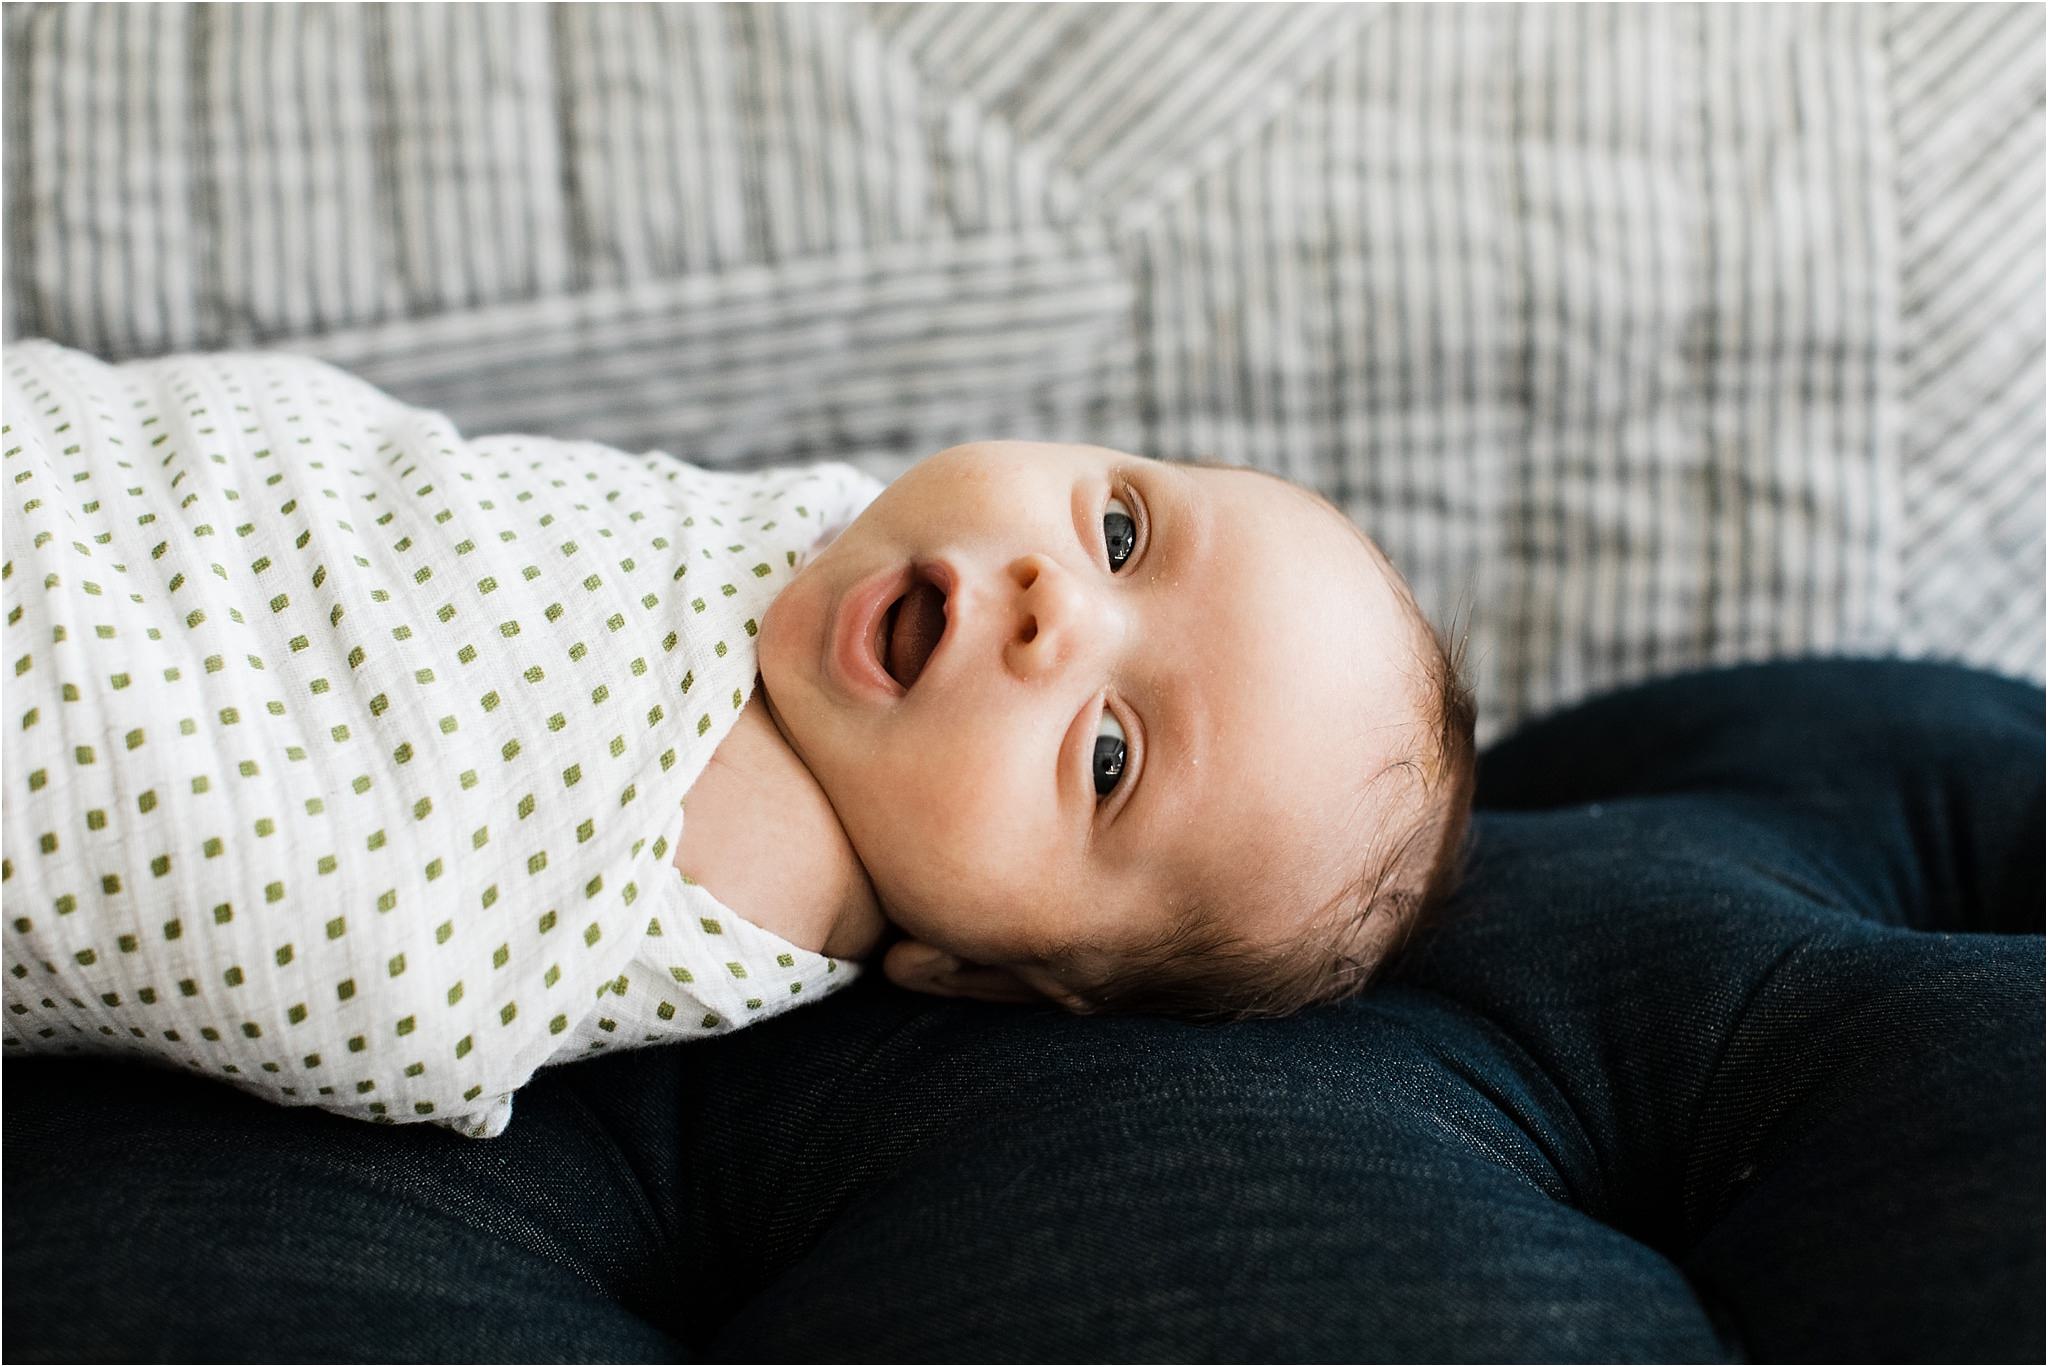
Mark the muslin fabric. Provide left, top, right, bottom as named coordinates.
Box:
left=2, top=340, right=882, bottom=1135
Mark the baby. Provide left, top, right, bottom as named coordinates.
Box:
left=3, top=343, right=1474, bottom=1135
left=706, top=440, right=1478, bottom=1020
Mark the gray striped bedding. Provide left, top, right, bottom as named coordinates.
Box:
left=5, top=1, right=2041, bottom=741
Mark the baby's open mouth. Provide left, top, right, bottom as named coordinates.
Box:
left=877, top=567, right=948, bottom=691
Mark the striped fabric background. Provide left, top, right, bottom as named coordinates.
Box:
left=4, top=2, right=2041, bottom=740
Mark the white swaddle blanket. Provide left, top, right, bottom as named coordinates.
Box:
left=2, top=341, right=883, bottom=1135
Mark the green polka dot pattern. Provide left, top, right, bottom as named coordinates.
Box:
left=1, top=342, right=880, bottom=1136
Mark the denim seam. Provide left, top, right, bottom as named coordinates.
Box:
left=1675, top=1259, right=1758, bottom=1363
left=1383, top=1010, right=1575, bottom=1199
left=342, top=1149, right=620, bottom=1309
left=728, top=1000, right=960, bottom=1282
left=1366, top=995, right=1608, bottom=1220
left=1423, top=1035, right=1581, bottom=1203
left=559, top=1084, right=685, bottom=1324
left=1677, top=932, right=1815, bottom=1242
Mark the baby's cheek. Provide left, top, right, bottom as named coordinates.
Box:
left=860, top=813, right=1029, bottom=929
left=865, top=744, right=990, bottom=840
left=866, top=809, right=992, bottom=903
left=882, top=877, right=1053, bottom=968
left=755, top=572, right=813, bottom=669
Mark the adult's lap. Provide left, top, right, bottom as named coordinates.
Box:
left=6, top=659, right=2041, bottom=1361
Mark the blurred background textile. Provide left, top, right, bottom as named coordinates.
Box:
left=5, top=1, right=2041, bottom=741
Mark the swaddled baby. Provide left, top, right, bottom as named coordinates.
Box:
left=3, top=342, right=1475, bottom=1136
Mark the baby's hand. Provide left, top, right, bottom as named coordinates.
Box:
left=673, top=693, right=885, bottom=960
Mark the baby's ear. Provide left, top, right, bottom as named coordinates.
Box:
left=882, top=940, right=1091, bottom=1012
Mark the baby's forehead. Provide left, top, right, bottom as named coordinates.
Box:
left=1205, top=462, right=1393, bottom=568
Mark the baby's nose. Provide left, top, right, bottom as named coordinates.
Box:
left=1002, top=553, right=1120, bottom=682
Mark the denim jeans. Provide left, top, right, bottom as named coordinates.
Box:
left=5, top=658, right=2041, bottom=1362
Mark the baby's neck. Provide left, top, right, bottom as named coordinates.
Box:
left=671, top=685, right=887, bottom=960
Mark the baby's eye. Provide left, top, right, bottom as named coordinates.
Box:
left=1103, top=494, right=1137, bottom=572
left=1093, top=710, right=1127, bottom=799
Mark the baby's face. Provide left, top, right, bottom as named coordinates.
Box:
left=757, top=441, right=1426, bottom=1003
